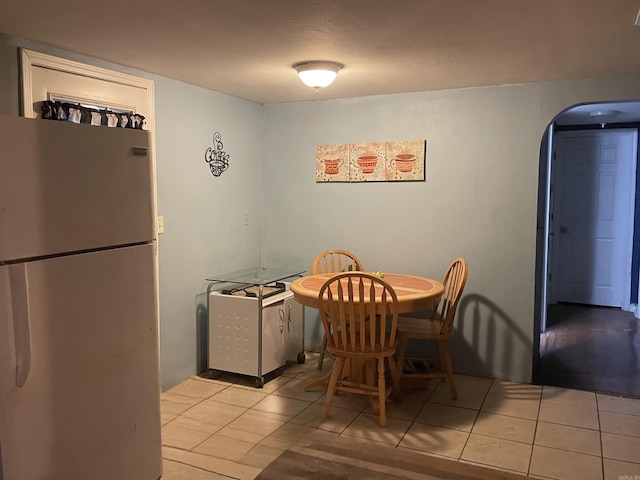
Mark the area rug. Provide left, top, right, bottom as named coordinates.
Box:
left=256, top=437, right=529, bottom=480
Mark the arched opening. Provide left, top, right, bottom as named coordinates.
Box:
left=533, top=100, right=640, bottom=397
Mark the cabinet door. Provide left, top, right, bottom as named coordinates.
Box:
left=208, top=294, right=260, bottom=377
left=283, top=296, right=304, bottom=362
left=261, top=303, right=286, bottom=374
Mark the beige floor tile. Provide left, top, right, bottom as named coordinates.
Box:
left=215, top=426, right=268, bottom=444
left=226, top=409, right=289, bottom=436
left=166, top=377, right=228, bottom=399
left=534, top=421, right=601, bottom=456
left=416, top=402, right=478, bottom=432
left=290, top=402, right=360, bottom=433
left=529, top=445, right=602, bottom=480
left=161, top=372, right=638, bottom=480
left=268, top=421, right=316, bottom=442
left=487, top=379, right=543, bottom=399
left=295, top=369, right=336, bottom=384
left=182, top=398, right=248, bottom=427
left=400, top=423, right=470, bottom=458
left=161, top=392, right=204, bottom=416
left=598, top=394, right=640, bottom=417
left=162, top=445, right=189, bottom=460
left=602, top=432, right=640, bottom=463
left=538, top=400, right=600, bottom=430
left=314, top=391, right=370, bottom=411
left=259, top=375, right=293, bottom=393
left=269, top=421, right=335, bottom=444
left=280, top=360, right=319, bottom=377
left=603, top=458, right=640, bottom=480
left=377, top=395, right=427, bottom=421
left=481, top=380, right=541, bottom=420
left=460, top=433, right=532, bottom=473
left=238, top=443, right=286, bottom=469
left=165, top=415, right=224, bottom=435
left=471, top=411, right=536, bottom=443
left=193, top=432, right=257, bottom=461
left=600, top=411, right=640, bottom=438
left=161, top=410, right=180, bottom=426
left=342, top=412, right=412, bottom=445
left=428, top=375, right=493, bottom=410
left=542, top=385, right=597, bottom=409
left=398, top=383, right=439, bottom=402
left=252, top=393, right=311, bottom=418
left=163, top=449, right=261, bottom=480
left=209, top=385, right=268, bottom=408
left=271, top=377, right=325, bottom=402
left=161, top=420, right=215, bottom=450
left=480, top=396, right=541, bottom=421
left=162, top=458, right=231, bottom=480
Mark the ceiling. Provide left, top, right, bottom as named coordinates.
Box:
left=2, top=0, right=640, bottom=122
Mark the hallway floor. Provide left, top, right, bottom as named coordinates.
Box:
left=161, top=353, right=640, bottom=480
left=539, top=303, right=640, bottom=397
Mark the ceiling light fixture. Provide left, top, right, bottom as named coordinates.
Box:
left=589, top=109, right=622, bottom=128
left=294, top=61, right=344, bottom=88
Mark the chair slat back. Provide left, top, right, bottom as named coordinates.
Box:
left=319, top=272, right=399, bottom=354
left=431, top=258, right=468, bottom=334
left=312, top=250, right=363, bottom=274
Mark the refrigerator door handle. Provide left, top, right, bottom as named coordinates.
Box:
left=9, top=264, right=32, bottom=387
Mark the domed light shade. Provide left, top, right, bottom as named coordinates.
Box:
left=589, top=109, right=622, bottom=127
left=294, top=61, right=344, bottom=88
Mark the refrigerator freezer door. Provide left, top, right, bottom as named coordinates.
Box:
left=0, top=244, right=162, bottom=480
left=0, top=115, right=154, bottom=263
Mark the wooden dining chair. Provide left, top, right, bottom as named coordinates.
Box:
left=392, top=258, right=468, bottom=400
left=318, top=272, right=399, bottom=427
left=312, top=249, right=363, bottom=276
left=312, top=249, right=364, bottom=370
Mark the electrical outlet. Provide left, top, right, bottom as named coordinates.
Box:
left=243, top=213, right=249, bottom=226
left=157, top=215, right=164, bottom=234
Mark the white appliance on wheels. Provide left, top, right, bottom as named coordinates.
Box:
left=0, top=115, right=162, bottom=480
left=207, top=268, right=306, bottom=388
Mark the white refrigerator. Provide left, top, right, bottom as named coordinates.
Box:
left=0, top=115, right=162, bottom=479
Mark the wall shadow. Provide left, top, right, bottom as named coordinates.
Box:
left=452, top=294, right=532, bottom=381
left=195, top=293, right=208, bottom=374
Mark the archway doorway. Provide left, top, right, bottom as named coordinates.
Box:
left=533, top=101, right=640, bottom=397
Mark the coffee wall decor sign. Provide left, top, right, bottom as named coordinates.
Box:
left=316, top=140, right=426, bottom=183
left=205, top=132, right=230, bottom=177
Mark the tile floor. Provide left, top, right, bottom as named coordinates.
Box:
left=160, top=353, right=640, bottom=480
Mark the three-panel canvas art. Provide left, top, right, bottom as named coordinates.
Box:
left=316, top=140, right=426, bottom=182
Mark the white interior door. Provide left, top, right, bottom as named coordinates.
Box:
left=552, top=130, right=637, bottom=307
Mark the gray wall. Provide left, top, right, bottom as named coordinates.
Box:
left=3, top=32, right=640, bottom=388
left=262, top=76, right=640, bottom=383
left=154, top=78, right=264, bottom=388
left=0, top=33, right=264, bottom=390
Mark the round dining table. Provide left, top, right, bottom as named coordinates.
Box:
left=290, top=272, right=445, bottom=392
left=290, top=272, right=444, bottom=314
